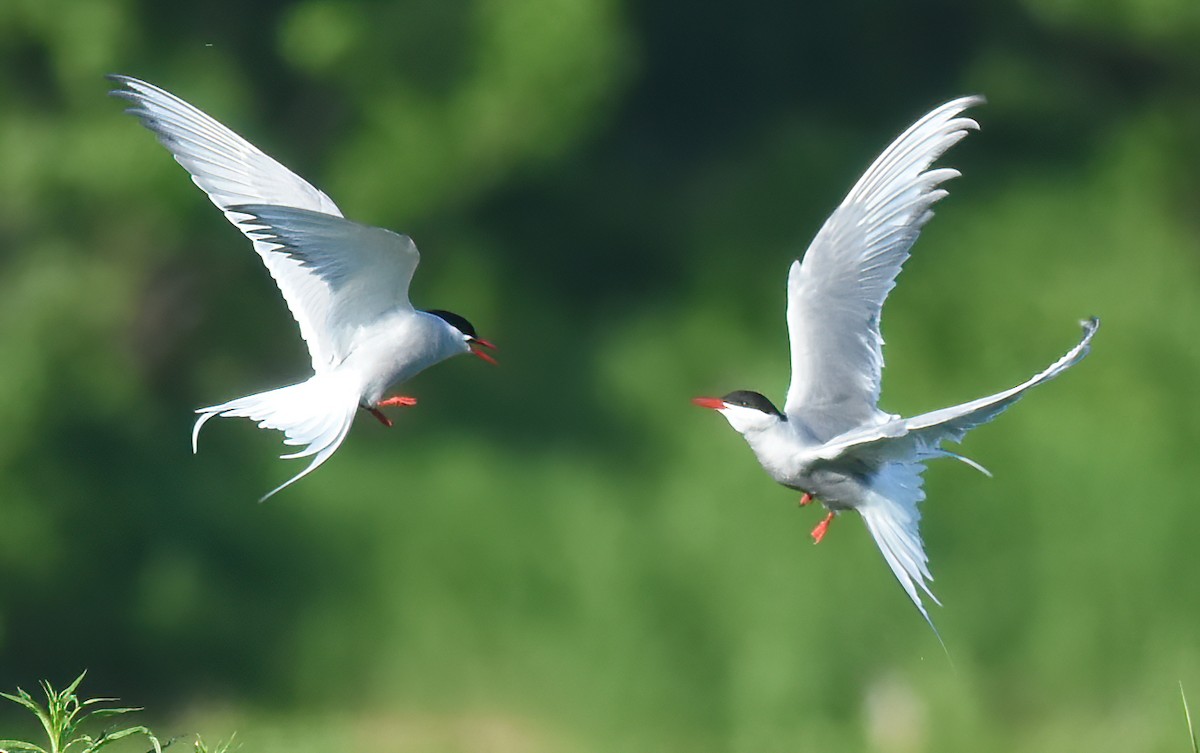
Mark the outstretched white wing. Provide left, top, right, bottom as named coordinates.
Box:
left=110, top=75, right=407, bottom=371
left=231, top=204, right=420, bottom=361
left=809, top=318, right=1098, bottom=464
left=784, top=97, right=984, bottom=438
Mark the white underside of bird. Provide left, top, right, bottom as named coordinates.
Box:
left=111, top=76, right=495, bottom=500
left=693, top=95, right=1098, bottom=639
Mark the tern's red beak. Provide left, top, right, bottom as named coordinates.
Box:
left=470, top=338, right=498, bottom=365
left=691, top=397, right=726, bottom=410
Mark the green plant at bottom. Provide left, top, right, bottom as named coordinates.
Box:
left=0, top=671, right=161, bottom=753
left=189, top=734, right=235, bottom=753
left=1184, top=683, right=1198, bottom=753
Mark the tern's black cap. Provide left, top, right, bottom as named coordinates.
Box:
left=426, top=309, right=479, bottom=339
left=721, top=390, right=784, bottom=418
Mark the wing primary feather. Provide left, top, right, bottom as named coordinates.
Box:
left=110, top=74, right=347, bottom=370
left=807, top=317, right=1098, bottom=465
left=110, top=75, right=427, bottom=371
left=784, top=96, right=985, bottom=432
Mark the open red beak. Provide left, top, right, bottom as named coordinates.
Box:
left=691, top=397, right=726, bottom=410
left=470, top=338, right=498, bottom=365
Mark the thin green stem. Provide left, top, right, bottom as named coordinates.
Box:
left=1183, top=682, right=1198, bottom=753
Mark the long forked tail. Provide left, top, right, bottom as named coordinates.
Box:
left=192, top=371, right=360, bottom=501
left=855, top=462, right=949, bottom=652
left=845, top=318, right=1098, bottom=653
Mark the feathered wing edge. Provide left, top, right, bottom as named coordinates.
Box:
left=784, top=95, right=985, bottom=427
left=192, top=371, right=361, bottom=501
left=108, top=74, right=346, bottom=372
left=812, top=317, right=1099, bottom=464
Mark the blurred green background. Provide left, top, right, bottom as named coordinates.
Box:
left=2, top=0, right=1199, bottom=751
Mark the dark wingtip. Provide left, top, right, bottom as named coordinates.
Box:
left=105, top=73, right=135, bottom=96
left=105, top=74, right=146, bottom=109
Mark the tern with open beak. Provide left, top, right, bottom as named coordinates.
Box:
left=693, top=96, right=1097, bottom=637
left=111, top=75, right=497, bottom=500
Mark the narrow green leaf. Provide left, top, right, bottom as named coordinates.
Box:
left=62, top=734, right=97, bottom=753
left=79, top=726, right=161, bottom=753
left=1183, top=682, right=1198, bottom=753
left=78, top=708, right=142, bottom=724
left=60, top=674, right=86, bottom=700
left=0, top=740, right=50, bottom=753
left=78, top=699, right=120, bottom=709
left=0, top=691, right=43, bottom=716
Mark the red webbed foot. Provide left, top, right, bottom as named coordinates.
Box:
left=798, top=492, right=814, bottom=507
left=364, top=396, right=418, bottom=428
left=378, top=395, right=418, bottom=408
left=811, top=511, right=835, bottom=544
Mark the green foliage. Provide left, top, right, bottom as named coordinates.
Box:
left=189, top=734, right=234, bottom=753
left=0, top=673, right=160, bottom=753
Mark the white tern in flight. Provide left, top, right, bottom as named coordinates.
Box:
left=692, top=96, right=1097, bottom=636
left=111, top=75, right=496, bottom=500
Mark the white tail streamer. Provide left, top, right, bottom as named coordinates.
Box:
left=192, top=371, right=361, bottom=501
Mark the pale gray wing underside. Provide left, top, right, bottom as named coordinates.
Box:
left=231, top=204, right=420, bottom=360
left=110, top=74, right=354, bottom=371
left=784, top=97, right=984, bottom=437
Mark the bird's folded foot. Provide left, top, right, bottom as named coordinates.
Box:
left=811, top=511, right=835, bottom=544
left=799, top=492, right=814, bottom=507
left=378, top=395, right=418, bottom=408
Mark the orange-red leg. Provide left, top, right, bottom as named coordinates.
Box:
left=365, top=407, right=393, bottom=427
left=811, top=511, right=835, bottom=544
left=799, top=492, right=813, bottom=507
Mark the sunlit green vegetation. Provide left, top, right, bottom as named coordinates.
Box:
left=0, top=673, right=160, bottom=753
